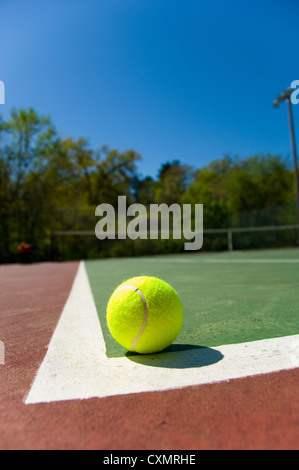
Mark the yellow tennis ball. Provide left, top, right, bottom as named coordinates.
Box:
left=106, top=276, right=183, bottom=354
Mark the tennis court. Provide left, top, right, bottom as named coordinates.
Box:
left=86, top=248, right=299, bottom=357
left=1, top=247, right=299, bottom=449
left=1, top=0, right=299, bottom=453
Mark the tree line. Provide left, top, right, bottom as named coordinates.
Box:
left=0, top=108, right=297, bottom=262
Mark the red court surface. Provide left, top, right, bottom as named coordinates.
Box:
left=0, top=261, right=298, bottom=450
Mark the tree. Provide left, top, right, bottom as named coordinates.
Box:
left=91, top=148, right=142, bottom=205
left=0, top=108, right=58, bottom=259
left=154, top=160, right=193, bottom=205
left=226, top=154, right=293, bottom=215
left=133, top=175, right=156, bottom=205
left=183, top=154, right=294, bottom=229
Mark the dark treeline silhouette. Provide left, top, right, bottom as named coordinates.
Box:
left=0, top=108, right=297, bottom=262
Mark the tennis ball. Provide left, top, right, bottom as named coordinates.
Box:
left=106, top=276, right=183, bottom=354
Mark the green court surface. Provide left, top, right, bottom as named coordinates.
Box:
left=85, top=248, right=299, bottom=358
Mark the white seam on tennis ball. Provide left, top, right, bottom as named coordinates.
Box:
left=116, top=285, right=148, bottom=352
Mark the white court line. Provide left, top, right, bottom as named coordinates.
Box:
left=200, top=259, right=299, bottom=263
left=24, top=261, right=299, bottom=404
left=143, top=258, right=299, bottom=263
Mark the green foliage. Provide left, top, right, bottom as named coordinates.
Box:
left=0, top=107, right=297, bottom=262
left=154, top=160, right=193, bottom=204
left=183, top=154, right=294, bottom=228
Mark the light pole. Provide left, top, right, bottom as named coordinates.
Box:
left=273, top=86, right=299, bottom=244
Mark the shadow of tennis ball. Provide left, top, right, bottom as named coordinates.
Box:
left=126, top=344, right=223, bottom=369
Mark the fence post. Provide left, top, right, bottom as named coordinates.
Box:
left=227, top=230, right=233, bottom=251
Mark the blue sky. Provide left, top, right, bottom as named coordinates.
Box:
left=0, top=0, right=298, bottom=179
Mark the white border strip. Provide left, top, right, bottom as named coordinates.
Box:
left=24, top=261, right=299, bottom=404
left=0, top=340, right=4, bottom=365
